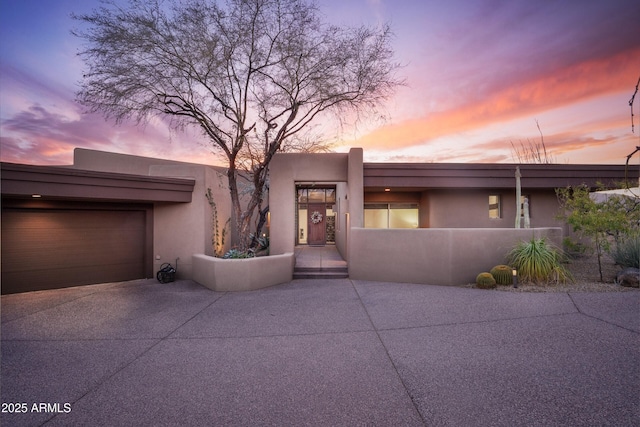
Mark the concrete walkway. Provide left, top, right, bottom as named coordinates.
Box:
left=293, top=245, right=348, bottom=279
left=1, top=278, right=638, bottom=426
left=293, top=245, right=347, bottom=269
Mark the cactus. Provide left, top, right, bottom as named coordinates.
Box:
left=476, top=272, right=497, bottom=289
left=490, top=264, right=513, bottom=285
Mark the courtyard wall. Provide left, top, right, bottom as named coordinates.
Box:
left=348, top=227, right=563, bottom=286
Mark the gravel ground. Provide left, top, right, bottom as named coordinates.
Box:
left=471, top=252, right=639, bottom=293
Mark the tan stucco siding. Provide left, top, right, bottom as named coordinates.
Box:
left=425, top=189, right=566, bottom=230
left=270, top=149, right=363, bottom=258
left=349, top=227, right=563, bottom=286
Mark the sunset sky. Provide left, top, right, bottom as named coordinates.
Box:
left=1, top=0, right=639, bottom=166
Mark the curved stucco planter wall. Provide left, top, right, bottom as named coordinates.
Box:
left=192, top=253, right=295, bottom=292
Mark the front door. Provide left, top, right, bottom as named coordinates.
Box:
left=307, top=203, right=326, bottom=246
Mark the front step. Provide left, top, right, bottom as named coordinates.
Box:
left=293, top=266, right=349, bottom=280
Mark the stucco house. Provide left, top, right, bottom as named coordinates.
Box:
left=1, top=148, right=636, bottom=294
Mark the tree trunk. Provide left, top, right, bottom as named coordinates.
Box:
left=251, top=205, right=270, bottom=248
left=226, top=161, right=247, bottom=252
left=595, top=234, right=604, bottom=282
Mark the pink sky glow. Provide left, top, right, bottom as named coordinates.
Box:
left=1, top=0, right=639, bottom=167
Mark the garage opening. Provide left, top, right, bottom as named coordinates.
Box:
left=1, top=203, right=152, bottom=294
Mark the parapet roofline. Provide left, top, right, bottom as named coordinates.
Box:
left=363, top=162, right=637, bottom=191
left=1, top=162, right=196, bottom=203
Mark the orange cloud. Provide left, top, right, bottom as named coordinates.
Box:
left=355, top=47, right=640, bottom=151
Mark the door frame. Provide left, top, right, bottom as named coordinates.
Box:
left=295, top=185, right=336, bottom=246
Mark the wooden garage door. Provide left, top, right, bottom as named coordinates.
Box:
left=2, top=208, right=147, bottom=294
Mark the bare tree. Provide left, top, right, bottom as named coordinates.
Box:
left=510, top=120, right=554, bottom=164
left=73, top=0, right=403, bottom=251
left=629, top=75, right=639, bottom=133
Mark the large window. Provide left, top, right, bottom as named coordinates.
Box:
left=364, top=203, right=418, bottom=228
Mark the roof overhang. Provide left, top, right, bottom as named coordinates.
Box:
left=363, top=163, right=638, bottom=192
left=1, top=162, right=195, bottom=203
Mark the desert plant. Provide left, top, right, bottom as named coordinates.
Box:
left=222, top=249, right=255, bottom=259
left=206, top=188, right=230, bottom=257
left=476, top=272, right=497, bottom=289
left=507, top=238, right=573, bottom=284
left=556, top=184, right=639, bottom=281
left=611, top=232, right=640, bottom=268
left=250, top=233, right=270, bottom=254
left=490, top=265, right=513, bottom=285
left=562, top=237, right=589, bottom=258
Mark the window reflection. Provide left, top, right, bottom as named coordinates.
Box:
left=364, top=203, right=418, bottom=229
left=307, top=189, right=325, bottom=203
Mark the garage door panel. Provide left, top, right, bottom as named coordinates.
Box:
left=2, top=263, right=145, bottom=294
left=3, top=244, right=144, bottom=272
left=2, top=233, right=144, bottom=269
left=6, top=210, right=144, bottom=229
left=2, top=208, right=148, bottom=294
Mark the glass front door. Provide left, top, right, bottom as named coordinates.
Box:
left=296, top=186, right=336, bottom=246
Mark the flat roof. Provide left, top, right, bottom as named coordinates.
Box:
left=363, top=163, right=638, bottom=191
left=1, top=162, right=196, bottom=203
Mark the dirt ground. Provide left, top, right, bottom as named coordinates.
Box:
left=484, top=252, right=639, bottom=293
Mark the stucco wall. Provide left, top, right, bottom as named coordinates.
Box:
left=348, top=227, right=563, bottom=286
left=347, top=148, right=364, bottom=229
left=426, top=189, right=568, bottom=231
left=269, top=148, right=363, bottom=258
left=150, top=165, right=230, bottom=280
left=334, top=182, right=349, bottom=257
left=192, top=252, right=294, bottom=292
left=73, top=148, right=205, bottom=174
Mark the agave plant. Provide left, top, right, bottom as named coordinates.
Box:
left=507, top=238, right=573, bottom=284
left=222, top=248, right=255, bottom=259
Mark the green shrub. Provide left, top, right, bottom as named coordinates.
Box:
left=612, top=232, right=640, bottom=268
left=476, top=272, right=497, bottom=289
left=490, top=265, right=513, bottom=285
left=507, top=238, right=573, bottom=284
left=222, top=249, right=255, bottom=259
left=562, top=237, right=588, bottom=258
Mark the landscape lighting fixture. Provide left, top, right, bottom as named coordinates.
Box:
left=512, top=269, right=518, bottom=288
left=31, top=194, right=42, bottom=198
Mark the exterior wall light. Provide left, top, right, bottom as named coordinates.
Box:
left=512, top=269, right=518, bottom=288
left=31, top=194, right=42, bottom=198
left=384, top=188, right=391, bottom=192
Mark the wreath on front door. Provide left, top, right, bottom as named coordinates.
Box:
left=310, top=211, right=323, bottom=224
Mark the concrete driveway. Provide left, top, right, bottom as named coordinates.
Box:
left=1, top=278, right=638, bottom=426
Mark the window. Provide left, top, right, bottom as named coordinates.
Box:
left=520, top=195, right=531, bottom=218
left=307, top=188, right=326, bottom=203
left=364, top=204, right=388, bottom=228
left=364, top=203, right=418, bottom=228
left=489, top=195, right=501, bottom=219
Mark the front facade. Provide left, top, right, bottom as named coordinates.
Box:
left=269, top=154, right=637, bottom=286
left=2, top=148, right=637, bottom=293
left=269, top=150, right=635, bottom=261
